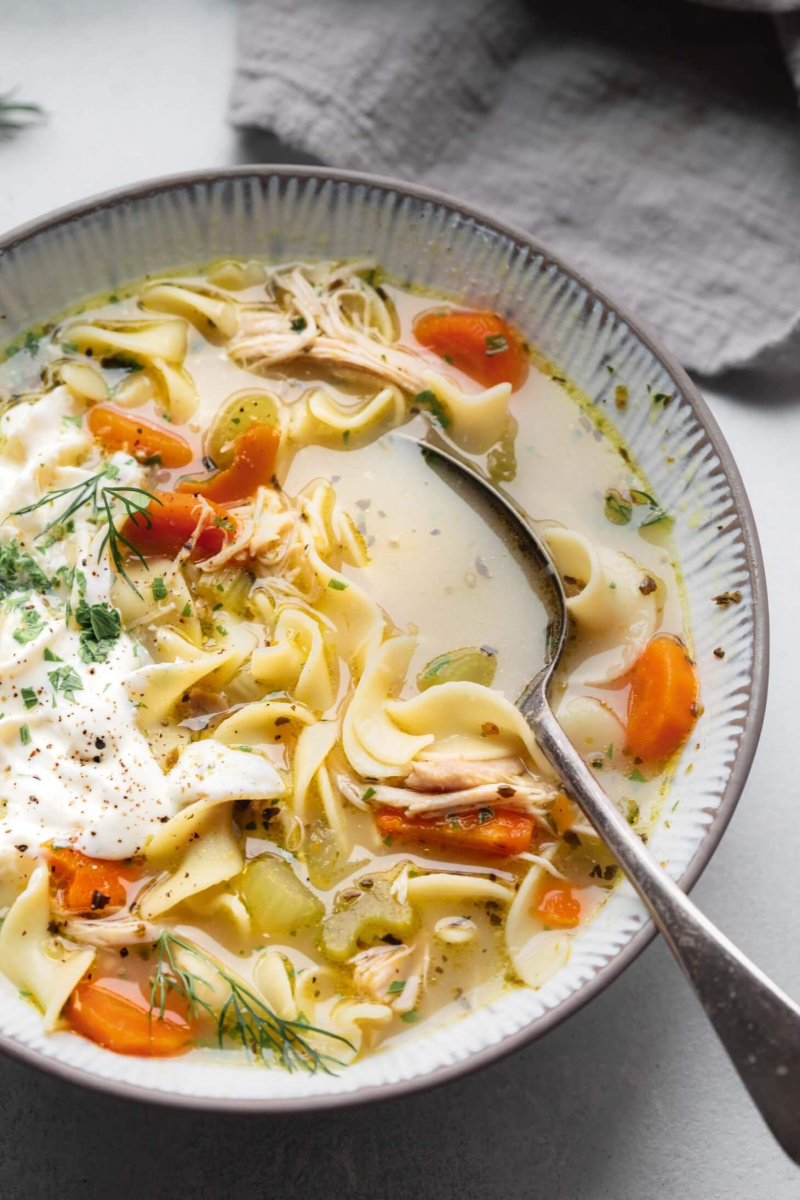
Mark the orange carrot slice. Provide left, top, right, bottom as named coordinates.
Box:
left=122, top=491, right=233, bottom=561
left=48, top=846, right=140, bottom=913
left=177, top=423, right=280, bottom=505
left=375, top=807, right=535, bottom=857
left=413, top=308, right=529, bottom=391
left=65, top=980, right=193, bottom=1057
left=537, top=884, right=583, bottom=929
left=627, top=634, right=699, bottom=762
left=87, top=405, right=193, bottom=468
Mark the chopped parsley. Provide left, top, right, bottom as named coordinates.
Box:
left=387, top=980, right=406, bottom=995
left=19, top=724, right=31, bottom=746
left=290, top=316, right=307, bottom=333
left=400, top=1010, right=420, bottom=1024
left=485, top=334, right=508, bottom=356
left=627, top=768, right=646, bottom=783
left=20, top=687, right=38, bottom=710
left=181, top=602, right=192, bottom=618
left=47, top=665, right=83, bottom=703
left=0, top=540, right=53, bottom=598
left=362, top=787, right=376, bottom=802
left=413, top=389, right=451, bottom=429
left=13, top=608, right=46, bottom=645
left=327, top=578, right=348, bottom=591
left=214, top=515, right=235, bottom=532
left=75, top=600, right=121, bottom=664
left=152, top=577, right=168, bottom=602
left=43, top=647, right=62, bottom=662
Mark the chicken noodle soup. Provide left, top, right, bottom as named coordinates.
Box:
left=0, top=260, right=698, bottom=1067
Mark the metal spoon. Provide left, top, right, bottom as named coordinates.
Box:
left=413, top=434, right=800, bottom=1166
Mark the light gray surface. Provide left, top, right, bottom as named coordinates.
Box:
left=0, top=1, right=798, bottom=1196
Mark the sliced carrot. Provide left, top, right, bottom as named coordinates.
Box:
left=375, top=806, right=535, bottom=857
left=87, top=405, right=193, bottom=468
left=413, top=308, right=529, bottom=392
left=48, top=846, right=141, bottom=913
left=626, top=634, right=699, bottom=762
left=65, top=980, right=193, bottom=1057
left=177, top=423, right=280, bottom=505
left=122, top=491, right=234, bottom=561
left=537, top=884, right=583, bottom=929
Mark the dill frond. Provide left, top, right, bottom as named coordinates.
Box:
left=10, top=465, right=161, bottom=593
left=150, top=932, right=352, bottom=1074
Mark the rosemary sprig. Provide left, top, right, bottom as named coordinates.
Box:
left=150, top=931, right=352, bottom=1074
left=10, top=466, right=161, bottom=593
left=0, top=91, right=43, bottom=140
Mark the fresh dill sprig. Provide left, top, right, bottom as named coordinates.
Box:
left=0, top=91, right=43, bottom=140
left=149, top=931, right=352, bottom=1075
left=10, top=465, right=161, bottom=593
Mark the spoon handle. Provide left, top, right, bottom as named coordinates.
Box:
left=526, top=693, right=800, bottom=1165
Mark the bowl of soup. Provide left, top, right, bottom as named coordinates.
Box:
left=0, top=169, right=766, bottom=1108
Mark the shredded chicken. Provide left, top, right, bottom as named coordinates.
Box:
left=405, top=756, right=526, bottom=793
left=351, top=938, right=430, bottom=1014
left=339, top=776, right=555, bottom=817
left=60, top=916, right=159, bottom=946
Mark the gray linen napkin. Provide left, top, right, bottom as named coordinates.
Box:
left=231, top=0, right=800, bottom=375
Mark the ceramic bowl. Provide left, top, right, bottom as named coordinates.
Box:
left=0, top=168, right=768, bottom=1109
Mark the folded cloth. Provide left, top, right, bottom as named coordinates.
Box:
left=231, top=0, right=800, bottom=375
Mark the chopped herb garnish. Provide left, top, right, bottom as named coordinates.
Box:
left=485, top=334, right=508, bottom=355
left=413, top=389, right=451, bottom=429
left=182, top=602, right=192, bottom=618
left=362, top=787, right=376, bottom=802
left=152, top=577, right=168, bottom=602
left=10, top=466, right=161, bottom=593
left=627, top=768, right=646, bottom=783
left=400, top=1010, right=420, bottom=1024
left=47, top=665, right=83, bottom=703
left=19, top=723, right=31, bottom=745
left=150, top=931, right=350, bottom=1073
left=327, top=579, right=348, bottom=591
left=290, top=316, right=307, bottom=333
left=387, top=980, right=406, bottom=995
left=213, top=515, right=235, bottom=532
left=478, top=807, right=494, bottom=824
left=13, top=607, right=45, bottom=644
left=24, top=331, right=40, bottom=355
left=604, top=488, right=632, bottom=526
left=43, top=647, right=62, bottom=662
left=0, top=540, right=53, bottom=598
left=20, top=687, right=38, bottom=710
left=75, top=600, right=121, bottom=664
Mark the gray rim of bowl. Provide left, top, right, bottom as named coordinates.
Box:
left=0, top=165, right=770, bottom=1113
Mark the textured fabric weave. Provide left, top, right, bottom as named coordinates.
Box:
left=231, top=0, right=800, bottom=373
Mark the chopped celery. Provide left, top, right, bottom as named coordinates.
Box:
left=417, top=646, right=497, bottom=691
left=320, top=874, right=417, bottom=962
left=239, top=854, right=323, bottom=935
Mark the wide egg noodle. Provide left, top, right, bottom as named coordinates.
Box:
left=292, top=720, right=340, bottom=824
left=0, top=865, right=95, bottom=1031
left=342, top=636, right=434, bottom=780
left=60, top=317, right=198, bottom=422
left=505, top=852, right=572, bottom=988
left=137, top=805, right=243, bottom=920
left=421, top=368, right=512, bottom=454
left=544, top=527, right=660, bottom=685
left=251, top=606, right=338, bottom=713
left=140, top=281, right=240, bottom=344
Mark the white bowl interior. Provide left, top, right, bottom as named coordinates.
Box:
left=0, top=172, right=762, bottom=1105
